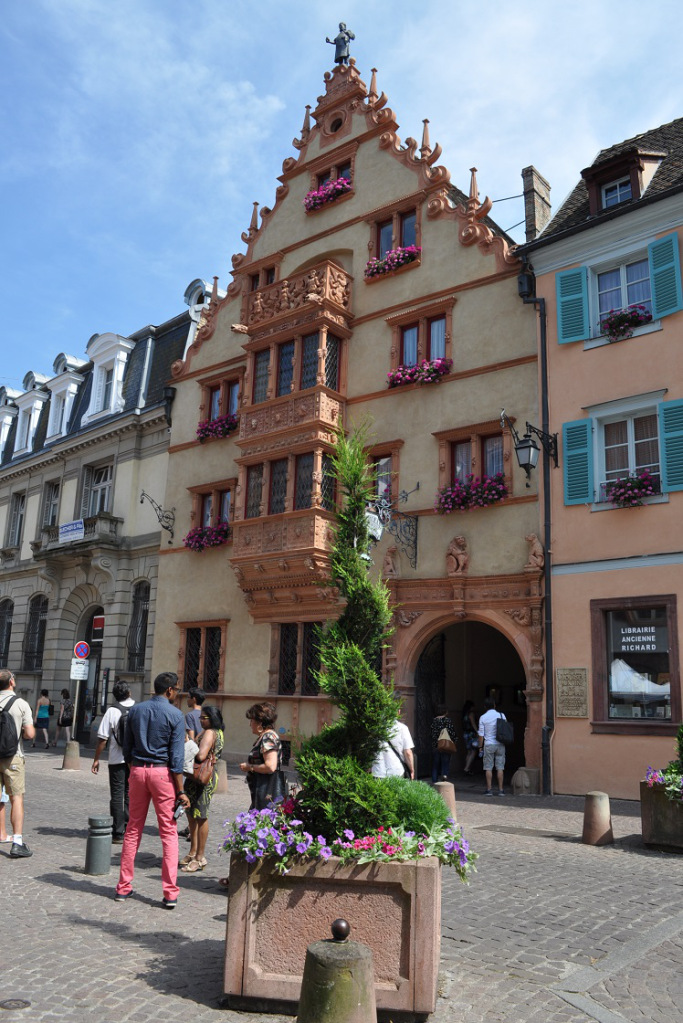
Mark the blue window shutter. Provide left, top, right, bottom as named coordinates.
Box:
left=648, top=233, right=683, bottom=319
left=563, top=419, right=593, bottom=504
left=659, top=399, right=683, bottom=492
left=556, top=267, right=589, bottom=343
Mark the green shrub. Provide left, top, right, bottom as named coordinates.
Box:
left=380, top=776, right=453, bottom=832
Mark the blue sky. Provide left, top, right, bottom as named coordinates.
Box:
left=2, top=0, right=682, bottom=391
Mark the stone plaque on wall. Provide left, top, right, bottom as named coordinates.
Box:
left=556, top=668, right=589, bottom=718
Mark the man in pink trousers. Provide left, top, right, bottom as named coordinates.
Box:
left=115, top=672, right=189, bottom=908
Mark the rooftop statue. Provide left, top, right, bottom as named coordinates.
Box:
left=326, top=22, right=355, bottom=65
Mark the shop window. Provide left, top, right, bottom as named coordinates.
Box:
left=178, top=620, right=227, bottom=693
left=22, top=594, right=48, bottom=671
left=590, top=595, right=680, bottom=732
left=127, top=581, right=150, bottom=672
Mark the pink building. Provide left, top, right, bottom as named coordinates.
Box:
left=522, top=119, right=683, bottom=798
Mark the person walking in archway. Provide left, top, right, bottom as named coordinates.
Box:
left=478, top=697, right=507, bottom=796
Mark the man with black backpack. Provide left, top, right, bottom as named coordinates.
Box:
left=92, top=680, right=135, bottom=843
left=0, top=669, right=35, bottom=858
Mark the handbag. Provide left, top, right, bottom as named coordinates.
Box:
left=193, top=741, right=216, bottom=785
left=437, top=726, right=457, bottom=754
left=495, top=714, right=514, bottom=746
left=251, top=768, right=287, bottom=809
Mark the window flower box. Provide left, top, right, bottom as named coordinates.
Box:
left=196, top=413, right=238, bottom=442
left=641, top=729, right=683, bottom=850
left=182, top=522, right=231, bottom=552
left=303, top=177, right=352, bottom=212
left=435, top=472, right=508, bottom=514
left=387, top=357, right=452, bottom=388
left=600, top=304, right=652, bottom=342
left=364, top=245, right=421, bottom=279
left=603, top=469, right=659, bottom=507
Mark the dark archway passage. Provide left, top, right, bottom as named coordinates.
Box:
left=413, top=621, right=527, bottom=779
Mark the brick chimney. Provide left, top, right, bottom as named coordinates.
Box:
left=521, top=166, right=551, bottom=242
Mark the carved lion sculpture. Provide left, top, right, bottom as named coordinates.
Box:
left=446, top=535, right=469, bottom=576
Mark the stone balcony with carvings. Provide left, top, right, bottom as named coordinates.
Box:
left=230, top=508, right=341, bottom=621
left=244, top=260, right=352, bottom=330
left=237, top=388, right=344, bottom=457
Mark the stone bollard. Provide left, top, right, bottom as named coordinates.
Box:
left=215, top=758, right=229, bottom=794
left=85, top=815, right=113, bottom=875
left=434, top=779, right=457, bottom=819
left=297, top=919, right=376, bottom=1023
left=62, top=740, right=81, bottom=771
left=582, top=791, right=614, bottom=846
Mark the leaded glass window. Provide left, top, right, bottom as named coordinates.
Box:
left=203, top=627, right=222, bottom=692
left=246, top=464, right=264, bottom=518
left=301, top=334, right=319, bottom=390
left=278, top=624, right=298, bottom=695
left=294, top=453, right=314, bottom=510
left=321, top=454, right=335, bottom=511
left=325, top=335, right=340, bottom=390
left=277, top=341, right=295, bottom=397
left=269, top=459, right=288, bottom=515
left=253, top=349, right=270, bottom=404
left=301, top=622, right=321, bottom=695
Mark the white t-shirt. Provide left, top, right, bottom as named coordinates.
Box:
left=478, top=708, right=506, bottom=745
left=97, top=699, right=135, bottom=765
left=371, top=721, right=414, bottom=778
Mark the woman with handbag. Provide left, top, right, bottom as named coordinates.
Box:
left=430, top=705, right=457, bottom=783
left=180, top=705, right=224, bottom=873
left=54, top=689, right=74, bottom=746
left=239, top=701, right=285, bottom=809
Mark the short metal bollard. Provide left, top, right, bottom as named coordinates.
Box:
left=85, top=815, right=114, bottom=875
left=297, top=919, right=376, bottom=1023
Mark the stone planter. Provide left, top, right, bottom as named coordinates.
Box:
left=223, top=852, right=441, bottom=1016
left=640, top=781, right=683, bottom=852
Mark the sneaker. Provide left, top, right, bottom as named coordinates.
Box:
left=497, top=790, right=506, bottom=796
left=162, top=898, right=177, bottom=910
left=114, top=891, right=131, bottom=901
left=9, top=842, right=32, bottom=858
left=484, top=789, right=494, bottom=797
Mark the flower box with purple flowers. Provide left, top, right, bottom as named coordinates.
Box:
left=387, top=357, right=452, bottom=388
left=183, top=521, right=230, bottom=552
left=364, top=245, right=421, bottom=279
left=196, top=413, right=238, bottom=442
left=435, top=472, right=508, bottom=514
left=600, top=304, right=652, bottom=342
left=641, top=727, right=683, bottom=851
left=303, top=176, right=353, bottom=212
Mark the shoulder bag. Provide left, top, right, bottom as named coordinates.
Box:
left=437, top=725, right=457, bottom=754
left=495, top=713, right=514, bottom=746
left=193, top=737, right=216, bottom=785
left=250, top=732, right=287, bottom=809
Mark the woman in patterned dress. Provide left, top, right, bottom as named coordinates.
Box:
left=180, top=705, right=224, bottom=873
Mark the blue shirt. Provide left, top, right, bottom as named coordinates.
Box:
left=123, top=695, right=185, bottom=774
left=185, top=708, right=201, bottom=737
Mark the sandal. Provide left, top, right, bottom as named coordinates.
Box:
left=179, top=853, right=195, bottom=866
left=181, top=858, right=205, bottom=873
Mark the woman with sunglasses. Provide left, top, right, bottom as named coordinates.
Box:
left=180, top=704, right=224, bottom=873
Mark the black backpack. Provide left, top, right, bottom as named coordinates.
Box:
left=113, top=703, right=130, bottom=747
left=0, top=695, right=20, bottom=759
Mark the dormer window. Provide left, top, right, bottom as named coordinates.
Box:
left=46, top=357, right=85, bottom=440
left=602, top=178, right=632, bottom=209
left=13, top=380, right=49, bottom=455
left=81, top=333, right=135, bottom=424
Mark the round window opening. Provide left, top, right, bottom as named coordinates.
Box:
left=329, top=117, right=343, bottom=133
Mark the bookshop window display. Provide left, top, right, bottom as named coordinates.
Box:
left=590, top=595, right=680, bottom=732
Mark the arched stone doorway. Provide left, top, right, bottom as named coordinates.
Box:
left=413, top=621, right=528, bottom=778
left=56, top=586, right=104, bottom=741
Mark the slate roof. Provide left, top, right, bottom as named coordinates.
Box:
left=532, top=116, right=683, bottom=246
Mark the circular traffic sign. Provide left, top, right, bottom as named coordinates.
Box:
left=74, top=641, right=90, bottom=659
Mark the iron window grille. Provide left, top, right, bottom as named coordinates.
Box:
left=0, top=599, right=13, bottom=667
left=126, top=581, right=150, bottom=672
left=22, top=594, right=48, bottom=671
left=278, top=623, right=298, bottom=695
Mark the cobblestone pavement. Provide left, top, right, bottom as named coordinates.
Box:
left=2, top=749, right=682, bottom=1022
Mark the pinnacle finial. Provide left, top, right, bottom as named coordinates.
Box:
left=302, top=105, right=311, bottom=138
left=420, top=119, right=432, bottom=159
left=368, top=68, right=378, bottom=103
left=469, top=168, right=479, bottom=202
left=249, top=202, right=259, bottom=234
left=211, top=276, right=219, bottom=302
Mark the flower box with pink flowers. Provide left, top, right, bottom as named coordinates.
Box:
left=387, top=357, right=452, bottom=388
left=303, top=176, right=353, bottom=212
left=182, top=521, right=231, bottom=552
left=196, top=413, right=239, bottom=442
left=435, top=473, right=508, bottom=514
left=364, top=245, right=421, bottom=279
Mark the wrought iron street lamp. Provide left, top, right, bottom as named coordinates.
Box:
left=500, top=410, right=558, bottom=487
